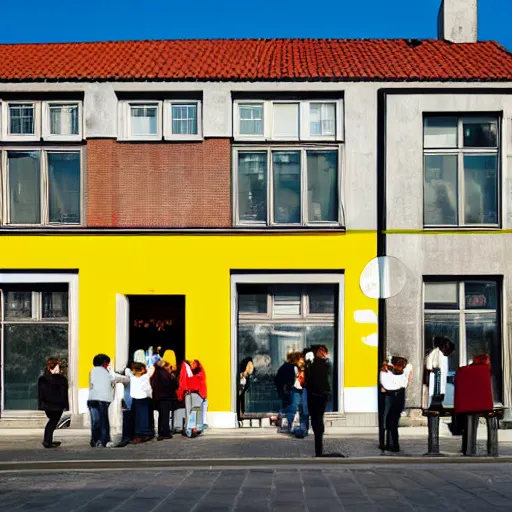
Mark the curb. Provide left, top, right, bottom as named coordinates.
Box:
left=1, top=456, right=512, bottom=472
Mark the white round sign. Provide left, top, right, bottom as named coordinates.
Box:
left=360, top=256, right=408, bottom=299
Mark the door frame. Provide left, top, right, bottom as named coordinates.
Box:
left=230, top=272, right=345, bottom=416
left=115, top=293, right=130, bottom=372
left=0, top=272, right=79, bottom=415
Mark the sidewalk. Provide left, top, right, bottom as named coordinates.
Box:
left=1, top=426, right=512, bottom=466
left=2, top=424, right=512, bottom=440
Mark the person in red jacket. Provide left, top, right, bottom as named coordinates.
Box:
left=177, top=360, right=207, bottom=401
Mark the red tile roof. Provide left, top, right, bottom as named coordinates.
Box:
left=0, top=38, right=511, bottom=82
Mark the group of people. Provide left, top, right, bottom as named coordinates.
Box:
left=38, top=336, right=466, bottom=456
left=274, top=345, right=335, bottom=458
left=37, top=350, right=207, bottom=449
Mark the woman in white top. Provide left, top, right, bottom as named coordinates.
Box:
left=126, top=362, right=154, bottom=443
left=379, top=357, right=413, bottom=453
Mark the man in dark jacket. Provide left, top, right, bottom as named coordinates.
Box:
left=150, top=361, right=179, bottom=440
left=38, top=358, right=69, bottom=448
left=305, top=345, right=335, bottom=457
left=274, top=355, right=297, bottom=432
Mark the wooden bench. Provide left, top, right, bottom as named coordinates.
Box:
left=465, top=409, right=504, bottom=457
left=239, top=413, right=278, bottom=428
left=422, top=408, right=504, bottom=457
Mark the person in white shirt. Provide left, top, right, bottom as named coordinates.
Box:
left=126, top=362, right=154, bottom=443
left=379, top=357, right=413, bottom=453
left=424, top=335, right=455, bottom=412
left=88, top=354, right=128, bottom=448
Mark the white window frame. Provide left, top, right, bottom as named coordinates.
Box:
left=230, top=273, right=345, bottom=418
left=2, top=101, right=41, bottom=142
left=423, top=279, right=502, bottom=405
left=0, top=273, right=78, bottom=415
left=118, top=100, right=163, bottom=141
left=234, top=99, right=344, bottom=142
left=235, top=101, right=267, bottom=140
left=42, top=101, right=83, bottom=142
left=164, top=100, right=202, bottom=141
left=423, top=115, right=500, bottom=229
left=0, top=146, right=84, bottom=227
left=238, top=285, right=337, bottom=323
left=300, top=100, right=343, bottom=141
left=233, top=145, right=343, bottom=227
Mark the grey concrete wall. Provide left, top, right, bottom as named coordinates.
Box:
left=385, top=91, right=512, bottom=408
left=386, top=93, right=512, bottom=231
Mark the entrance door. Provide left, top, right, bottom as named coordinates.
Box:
left=124, top=295, right=185, bottom=368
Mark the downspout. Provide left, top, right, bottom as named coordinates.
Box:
left=376, top=89, right=387, bottom=367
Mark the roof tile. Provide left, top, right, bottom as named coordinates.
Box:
left=0, top=38, right=511, bottom=82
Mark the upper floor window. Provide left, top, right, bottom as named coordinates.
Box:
left=234, top=100, right=343, bottom=142
left=1, top=101, right=82, bottom=142
left=47, top=103, right=80, bottom=138
left=118, top=100, right=202, bottom=141
left=1, top=149, right=82, bottom=226
left=9, top=103, right=36, bottom=136
left=423, top=115, right=499, bottom=228
left=170, top=103, right=198, bottom=135
left=234, top=147, right=341, bottom=226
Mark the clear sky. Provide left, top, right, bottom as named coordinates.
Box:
left=0, top=0, right=510, bottom=50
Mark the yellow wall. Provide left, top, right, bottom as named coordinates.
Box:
left=0, top=232, right=377, bottom=412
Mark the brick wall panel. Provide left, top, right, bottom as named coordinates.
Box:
left=86, top=138, right=231, bottom=228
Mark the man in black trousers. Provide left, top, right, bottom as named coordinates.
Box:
left=305, top=345, right=344, bottom=457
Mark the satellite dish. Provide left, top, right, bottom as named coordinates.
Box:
left=360, top=256, right=408, bottom=299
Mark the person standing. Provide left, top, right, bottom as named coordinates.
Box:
left=38, top=358, right=69, bottom=449
left=88, top=354, right=127, bottom=448
left=127, top=362, right=154, bottom=443
left=291, top=353, right=309, bottom=438
left=379, top=357, right=413, bottom=453
left=151, top=352, right=179, bottom=440
left=237, top=357, right=254, bottom=426
left=305, top=345, right=338, bottom=457
left=274, top=353, right=298, bottom=433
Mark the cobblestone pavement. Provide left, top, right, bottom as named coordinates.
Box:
left=0, top=433, right=511, bottom=462
left=2, top=464, right=512, bottom=511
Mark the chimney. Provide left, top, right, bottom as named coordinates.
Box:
left=438, top=0, right=478, bottom=43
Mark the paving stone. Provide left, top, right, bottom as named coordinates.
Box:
left=1, top=464, right=512, bottom=510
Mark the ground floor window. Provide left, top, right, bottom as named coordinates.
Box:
left=423, top=279, right=502, bottom=405
left=1, top=284, right=69, bottom=410
left=237, top=283, right=338, bottom=414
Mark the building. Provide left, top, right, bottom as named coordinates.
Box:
left=384, top=1, right=512, bottom=420
left=0, top=0, right=511, bottom=428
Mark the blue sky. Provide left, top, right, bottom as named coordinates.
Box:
left=1, top=0, right=510, bottom=49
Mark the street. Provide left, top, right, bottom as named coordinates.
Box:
left=2, top=464, right=512, bottom=511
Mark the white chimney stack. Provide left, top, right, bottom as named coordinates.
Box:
left=438, top=0, right=478, bottom=43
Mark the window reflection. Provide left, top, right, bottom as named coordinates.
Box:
left=424, top=155, right=457, bottom=225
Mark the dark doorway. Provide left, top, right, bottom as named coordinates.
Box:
left=128, top=295, right=185, bottom=365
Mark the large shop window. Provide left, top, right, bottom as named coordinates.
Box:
left=423, top=115, right=500, bottom=228
left=235, top=148, right=341, bottom=226
left=423, top=280, right=502, bottom=405
left=1, top=150, right=81, bottom=225
left=237, top=283, right=338, bottom=414
left=0, top=284, right=69, bottom=410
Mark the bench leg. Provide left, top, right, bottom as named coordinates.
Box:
left=466, top=415, right=478, bottom=456
left=425, top=416, right=440, bottom=455
left=487, top=416, right=499, bottom=457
